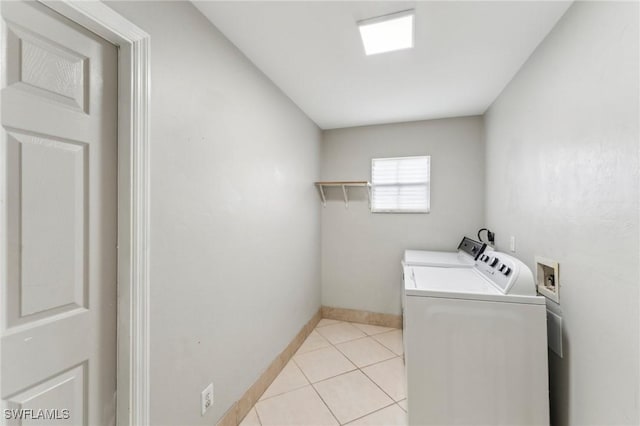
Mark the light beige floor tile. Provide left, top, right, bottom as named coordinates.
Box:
left=294, top=346, right=356, bottom=383
left=351, top=323, right=395, bottom=336
left=335, top=337, right=396, bottom=368
left=313, top=370, right=393, bottom=424
left=362, top=357, right=406, bottom=401
left=397, top=400, right=407, bottom=412
left=239, top=407, right=261, bottom=426
left=260, top=361, right=309, bottom=400
left=297, top=330, right=332, bottom=355
left=316, top=322, right=366, bottom=345
left=255, top=385, right=338, bottom=426
left=347, top=404, right=407, bottom=426
left=317, top=318, right=342, bottom=328
left=371, top=330, right=404, bottom=355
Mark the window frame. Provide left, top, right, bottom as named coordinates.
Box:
left=370, top=155, right=431, bottom=214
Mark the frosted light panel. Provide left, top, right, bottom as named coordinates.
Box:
left=371, top=156, right=430, bottom=213
left=359, top=13, right=414, bottom=55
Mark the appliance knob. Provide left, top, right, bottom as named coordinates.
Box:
left=503, top=267, right=512, bottom=276
left=490, top=258, right=499, bottom=267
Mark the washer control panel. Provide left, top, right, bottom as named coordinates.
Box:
left=477, top=252, right=517, bottom=293
left=478, top=254, right=512, bottom=276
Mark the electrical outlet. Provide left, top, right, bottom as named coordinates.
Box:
left=201, top=383, right=213, bottom=416
left=510, top=236, right=516, bottom=252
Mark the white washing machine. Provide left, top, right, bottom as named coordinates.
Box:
left=403, top=251, right=549, bottom=425
left=403, top=236, right=487, bottom=268
left=401, top=237, right=489, bottom=315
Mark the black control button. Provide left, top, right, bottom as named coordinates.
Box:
left=490, top=258, right=499, bottom=267
left=503, top=267, right=512, bottom=276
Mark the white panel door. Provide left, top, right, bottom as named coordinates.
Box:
left=1, top=1, right=117, bottom=425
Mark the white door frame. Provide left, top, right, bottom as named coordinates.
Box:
left=1, top=2, right=151, bottom=425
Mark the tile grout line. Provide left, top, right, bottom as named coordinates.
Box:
left=296, top=331, right=398, bottom=360
left=359, top=365, right=402, bottom=407
left=333, top=337, right=397, bottom=369
left=316, top=323, right=400, bottom=351
left=253, top=406, right=263, bottom=426
left=309, top=353, right=399, bottom=387
left=312, top=325, right=406, bottom=422
left=292, top=356, right=343, bottom=426
left=329, top=326, right=405, bottom=406
left=310, top=382, right=343, bottom=426
left=342, top=401, right=400, bottom=426
left=299, top=325, right=404, bottom=400
left=353, top=354, right=403, bottom=405
left=246, top=322, right=406, bottom=425
left=257, top=360, right=310, bottom=403
left=369, top=330, right=404, bottom=356
left=293, top=345, right=358, bottom=384
left=293, top=347, right=358, bottom=390
left=298, top=326, right=393, bottom=425
left=351, top=325, right=396, bottom=336
left=316, top=320, right=342, bottom=328
left=315, top=330, right=366, bottom=345
left=295, top=341, right=333, bottom=356
left=256, top=382, right=309, bottom=403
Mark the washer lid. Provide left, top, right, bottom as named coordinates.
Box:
left=408, top=267, right=499, bottom=294
left=405, top=266, right=545, bottom=305
left=403, top=250, right=476, bottom=267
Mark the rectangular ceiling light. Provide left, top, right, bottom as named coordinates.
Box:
left=358, top=10, right=414, bottom=56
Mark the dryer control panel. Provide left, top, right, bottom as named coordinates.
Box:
left=457, top=237, right=487, bottom=260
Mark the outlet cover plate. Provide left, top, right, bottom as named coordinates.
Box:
left=201, top=383, right=214, bottom=415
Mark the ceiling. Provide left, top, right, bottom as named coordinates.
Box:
left=194, top=1, right=572, bottom=130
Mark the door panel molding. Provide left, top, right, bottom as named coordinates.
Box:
left=30, top=2, right=151, bottom=425
left=5, top=21, right=89, bottom=112
left=6, top=130, right=88, bottom=325
left=6, top=362, right=87, bottom=425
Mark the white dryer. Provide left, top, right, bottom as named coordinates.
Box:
left=403, top=236, right=487, bottom=268
left=403, top=251, right=549, bottom=426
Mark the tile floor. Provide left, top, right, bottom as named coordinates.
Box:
left=240, top=319, right=407, bottom=426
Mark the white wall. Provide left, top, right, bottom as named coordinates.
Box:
left=484, top=2, right=639, bottom=424
left=105, top=3, right=321, bottom=425
left=321, top=117, right=485, bottom=315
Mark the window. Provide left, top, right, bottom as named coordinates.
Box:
left=371, top=156, right=430, bottom=213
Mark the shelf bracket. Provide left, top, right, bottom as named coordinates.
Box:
left=318, top=184, right=327, bottom=207
left=342, top=185, right=349, bottom=208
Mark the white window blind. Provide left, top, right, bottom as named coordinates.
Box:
left=371, top=156, right=430, bottom=213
